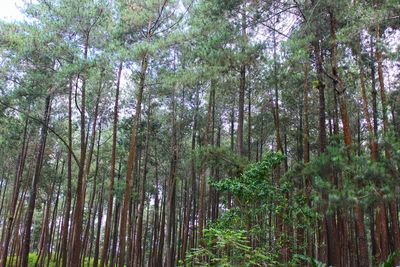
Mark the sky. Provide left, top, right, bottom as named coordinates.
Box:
left=0, top=0, right=25, bottom=21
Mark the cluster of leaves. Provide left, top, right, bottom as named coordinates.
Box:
left=185, top=227, right=277, bottom=267
left=210, top=151, right=284, bottom=202
left=302, top=140, right=398, bottom=211
left=193, top=152, right=319, bottom=265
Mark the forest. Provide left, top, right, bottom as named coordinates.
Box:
left=0, top=0, right=399, bottom=266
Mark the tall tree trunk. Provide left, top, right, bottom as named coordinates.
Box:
left=100, top=62, right=123, bottom=267
left=118, top=54, right=148, bottom=267
left=188, top=90, right=199, bottom=253
left=93, top=177, right=105, bottom=267
left=150, top=149, right=160, bottom=267
left=329, top=8, right=369, bottom=266
left=71, top=34, right=90, bottom=266
left=61, top=79, right=73, bottom=267
left=0, top=116, right=30, bottom=267
left=271, top=10, right=287, bottom=260
left=80, top=75, right=103, bottom=264
left=302, top=59, right=311, bottom=257
left=375, top=25, right=398, bottom=263
left=21, top=94, right=52, bottom=267
left=157, top=180, right=167, bottom=266
left=198, top=82, right=215, bottom=241
left=247, top=86, right=251, bottom=160
left=237, top=7, right=246, bottom=157
left=164, top=90, right=178, bottom=267
left=110, top=160, right=122, bottom=267
left=133, top=96, right=152, bottom=267
left=310, top=2, right=328, bottom=262
left=82, top=122, right=102, bottom=264
left=47, top=179, right=61, bottom=267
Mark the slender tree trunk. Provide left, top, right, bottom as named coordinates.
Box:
left=93, top=177, right=105, bottom=267
left=302, top=59, right=311, bottom=256
left=1, top=116, right=30, bottom=267
left=310, top=3, right=328, bottom=262
left=375, top=25, right=398, bottom=263
left=100, top=62, right=123, bottom=267
left=46, top=179, right=61, bottom=267
left=329, top=8, right=369, bottom=266
left=133, top=96, right=152, bottom=267
left=118, top=54, right=148, bottom=267
left=21, top=94, right=52, bottom=267
left=150, top=150, right=160, bottom=267
left=247, top=86, right=251, bottom=160
left=164, top=90, right=178, bottom=267
left=61, top=79, right=73, bottom=267
left=198, top=82, right=215, bottom=241
left=80, top=76, right=103, bottom=264
left=157, top=181, right=167, bottom=266
left=110, top=160, right=122, bottom=267
left=237, top=7, right=246, bottom=157
left=189, top=90, right=199, bottom=251
left=82, top=122, right=102, bottom=265
left=71, top=34, right=90, bottom=266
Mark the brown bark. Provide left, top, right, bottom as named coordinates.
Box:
left=247, top=86, right=251, bottom=160
left=157, top=180, right=167, bottom=266
left=82, top=122, right=102, bottom=265
left=70, top=34, right=90, bottom=266
left=198, top=82, right=215, bottom=241
left=21, top=94, right=52, bottom=267
left=80, top=75, right=103, bottom=264
left=164, top=91, right=178, bottom=267
left=0, top=116, right=30, bottom=267
left=47, top=180, right=61, bottom=267
left=100, top=62, right=123, bottom=267
left=329, top=8, right=369, bottom=266
left=60, top=78, right=73, bottom=267
left=375, top=25, right=398, bottom=262
left=237, top=7, right=246, bottom=157
left=118, top=54, right=148, bottom=267
left=133, top=96, right=151, bottom=267
left=301, top=60, right=310, bottom=256
left=93, top=177, right=105, bottom=267
left=189, top=90, right=199, bottom=253
left=148, top=148, right=160, bottom=267
left=110, top=160, right=122, bottom=267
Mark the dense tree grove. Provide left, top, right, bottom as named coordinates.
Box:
left=0, top=0, right=399, bottom=266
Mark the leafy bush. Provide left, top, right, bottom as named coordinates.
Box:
left=185, top=227, right=278, bottom=266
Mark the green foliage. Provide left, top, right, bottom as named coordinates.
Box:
left=303, top=142, right=397, bottom=210
left=294, top=254, right=326, bottom=267
left=8, top=253, right=98, bottom=267
left=380, top=251, right=400, bottom=267
left=185, top=227, right=277, bottom=266
left=204, top=152, right=317, bottom=264
left=211, top=151, right=284, bottom=202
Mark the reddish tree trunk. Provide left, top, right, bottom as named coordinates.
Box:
left=100, top=62, right=123, bottom=267
left=118, top=55, right=148, bottom=267
left=21, top=94, right=52, bottom=267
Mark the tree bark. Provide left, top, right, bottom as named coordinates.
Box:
left=100, top=62, right=123, bottom=267
left=0, top=116, right=30, bottom=267
left=118, top=54, right=148, bottom=267
left=70, top=34, right=90, bottom=266
left=133, top=96, right=152, bottom=267
left=329, top=8, right=369, bottom=266
left=375, top=25, right=398, bottom=263
left=164, top=90, right=178, bottom=267
left=21, top=94, right=52, bottom=267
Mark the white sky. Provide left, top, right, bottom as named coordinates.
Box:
left=0, top=0, right=25, bottom=21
